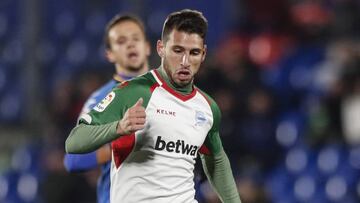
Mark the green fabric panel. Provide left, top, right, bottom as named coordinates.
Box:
left=87, top=72, right=156, bottom=125
left=196, top=88, right=223, bottom=155
left=201, top=150, right=241, bottom=203
left=67, top=72, right=157, bottom=153
left=65, top=121, right=118, bottom=154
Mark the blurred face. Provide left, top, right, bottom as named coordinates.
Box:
left=106, top=21, right=150, bottom=73
left=157, top=29, right=206, bottom=87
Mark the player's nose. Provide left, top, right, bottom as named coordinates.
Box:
left=180, top=53, right=190, bottom=68
left=127, top=39, right=136, bottom=48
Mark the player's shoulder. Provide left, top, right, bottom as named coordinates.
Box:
left=195, top=87, right=222, bottom=119
left=113, top=71, right=156, bottom=92
left=81, top=80, right=118, bottom=111
left=92, top=80, right=117, bottom=97
left=109, top=71, right=158, bottom=103
left=195, top=87, right=219, bottom=108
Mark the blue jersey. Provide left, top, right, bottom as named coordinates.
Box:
left=64, top=79, right=119, bottom=203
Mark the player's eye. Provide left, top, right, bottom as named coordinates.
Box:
left=117, top=38, right=126, bottom=45
left=173, top=47, right=183, bottom=54
left=190, top=49, right=201, bottom=56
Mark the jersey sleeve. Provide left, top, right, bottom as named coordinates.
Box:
left=200, top=92, right=223, bottom=155
left=198, top=91, right=241, bottom=203
left=63, top=152, right=98, bottom=172
left=64, top=80, right=117, bottom=171
left=65, top=75, right=155, bottom=154
left=200, top=151, right=241, bottom=203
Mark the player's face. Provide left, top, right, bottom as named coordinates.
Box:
left=157, top=29, right=206, bottom=87
left=106, top=21, right=150, bottom=72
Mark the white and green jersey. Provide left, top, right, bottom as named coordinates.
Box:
left=66, top=68, right=241, bottom=203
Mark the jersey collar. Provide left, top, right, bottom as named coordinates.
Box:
left=113, top=73, right=134, bottom=82
left=151, top=69, right=197, bottom=102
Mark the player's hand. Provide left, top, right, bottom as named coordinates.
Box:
left=116, top=98, right=146, bottom=135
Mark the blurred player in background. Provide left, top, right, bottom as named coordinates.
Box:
left=63, top=14, right=150, bottom=203
left=66, top=9, right=240, bottom=203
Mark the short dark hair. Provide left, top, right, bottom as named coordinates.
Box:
left=104, top=14, right=146, bottom=50
left=162, top=9, right=208, bottom=43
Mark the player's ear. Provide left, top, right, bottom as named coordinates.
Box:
left=201, top=44, right=207, bottom=62
left=146, top=41, right=151, bottom=57
left=157, top=40, right=164, bottom=58
left=106, top=49, right=116, bottom=63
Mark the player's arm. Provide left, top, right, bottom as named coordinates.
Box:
left=199, top=98, right=241, bottom=203
left=64, top=83, right=114, bottom=171
left=65, top=79, right=150, bottom=154
left=65, top=121, right=119, bottom=154
left=200, top=132, right=241, bottom=203
left=65, top=98, right=144, bottom=154
left=63, top=145, right=111, bottom=172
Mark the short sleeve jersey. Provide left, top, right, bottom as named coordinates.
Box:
left=80, top=69, right=222, bottom=203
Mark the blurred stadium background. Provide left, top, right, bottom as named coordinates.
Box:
left=1, top=0, right=360, bottom=202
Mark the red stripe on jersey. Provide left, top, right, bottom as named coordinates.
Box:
left=117, top=81, right=129, bottom=89
left=199, top=145, right=211, bottom=155
left=154, top=69, right=197, bottom=102
left=150, top=83, right=159, bottom=93
left=111, top=134, right=135, bottom=169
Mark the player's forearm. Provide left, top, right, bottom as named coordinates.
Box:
left=64, top=145, right=111, bottom=171
left=201, top=150, right=241, bottom=203
left=64, top=152, right=98, bottom=172
left=65, top=121, right=118, bottom=154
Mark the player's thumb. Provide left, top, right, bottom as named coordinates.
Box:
left=133, top=97, right=143, bottom=107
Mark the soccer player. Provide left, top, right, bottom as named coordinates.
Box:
left=65, top=9, right=241, bottom=203
left=63, top=14, right=150, bottom=203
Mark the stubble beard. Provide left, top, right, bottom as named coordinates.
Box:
left=163, top=63, right=192, bottom=88
left=163, top=60, right=178, bottom=87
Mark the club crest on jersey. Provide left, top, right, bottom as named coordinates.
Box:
left=195, top=110, right=207, bottom=126
left=94, top=91, right=115, bottom=112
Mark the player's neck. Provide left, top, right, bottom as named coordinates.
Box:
left=114, top=64, right=148, bottom=82
left=113, top=73, right=133, bottom=82
left=158, top=66, right=193, bottom=95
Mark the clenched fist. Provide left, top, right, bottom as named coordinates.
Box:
left=116, top=98, right=146, bottom=135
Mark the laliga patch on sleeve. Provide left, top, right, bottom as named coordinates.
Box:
left=94, top=91, right=115, bottom=112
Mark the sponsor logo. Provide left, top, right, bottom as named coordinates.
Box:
left=156, top=108, right=176, bottom=116
left=154, top=136, right=199, bottom=156
left=195, top=111, right=207, bottom=126
left=93, top=91, right=115, bottom=112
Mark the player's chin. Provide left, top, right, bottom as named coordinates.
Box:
left=175, top=78, right=192, bottom=87
left=127, top=63, right=143, bottom=71
left=127, top=58, right=143, bottom=67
